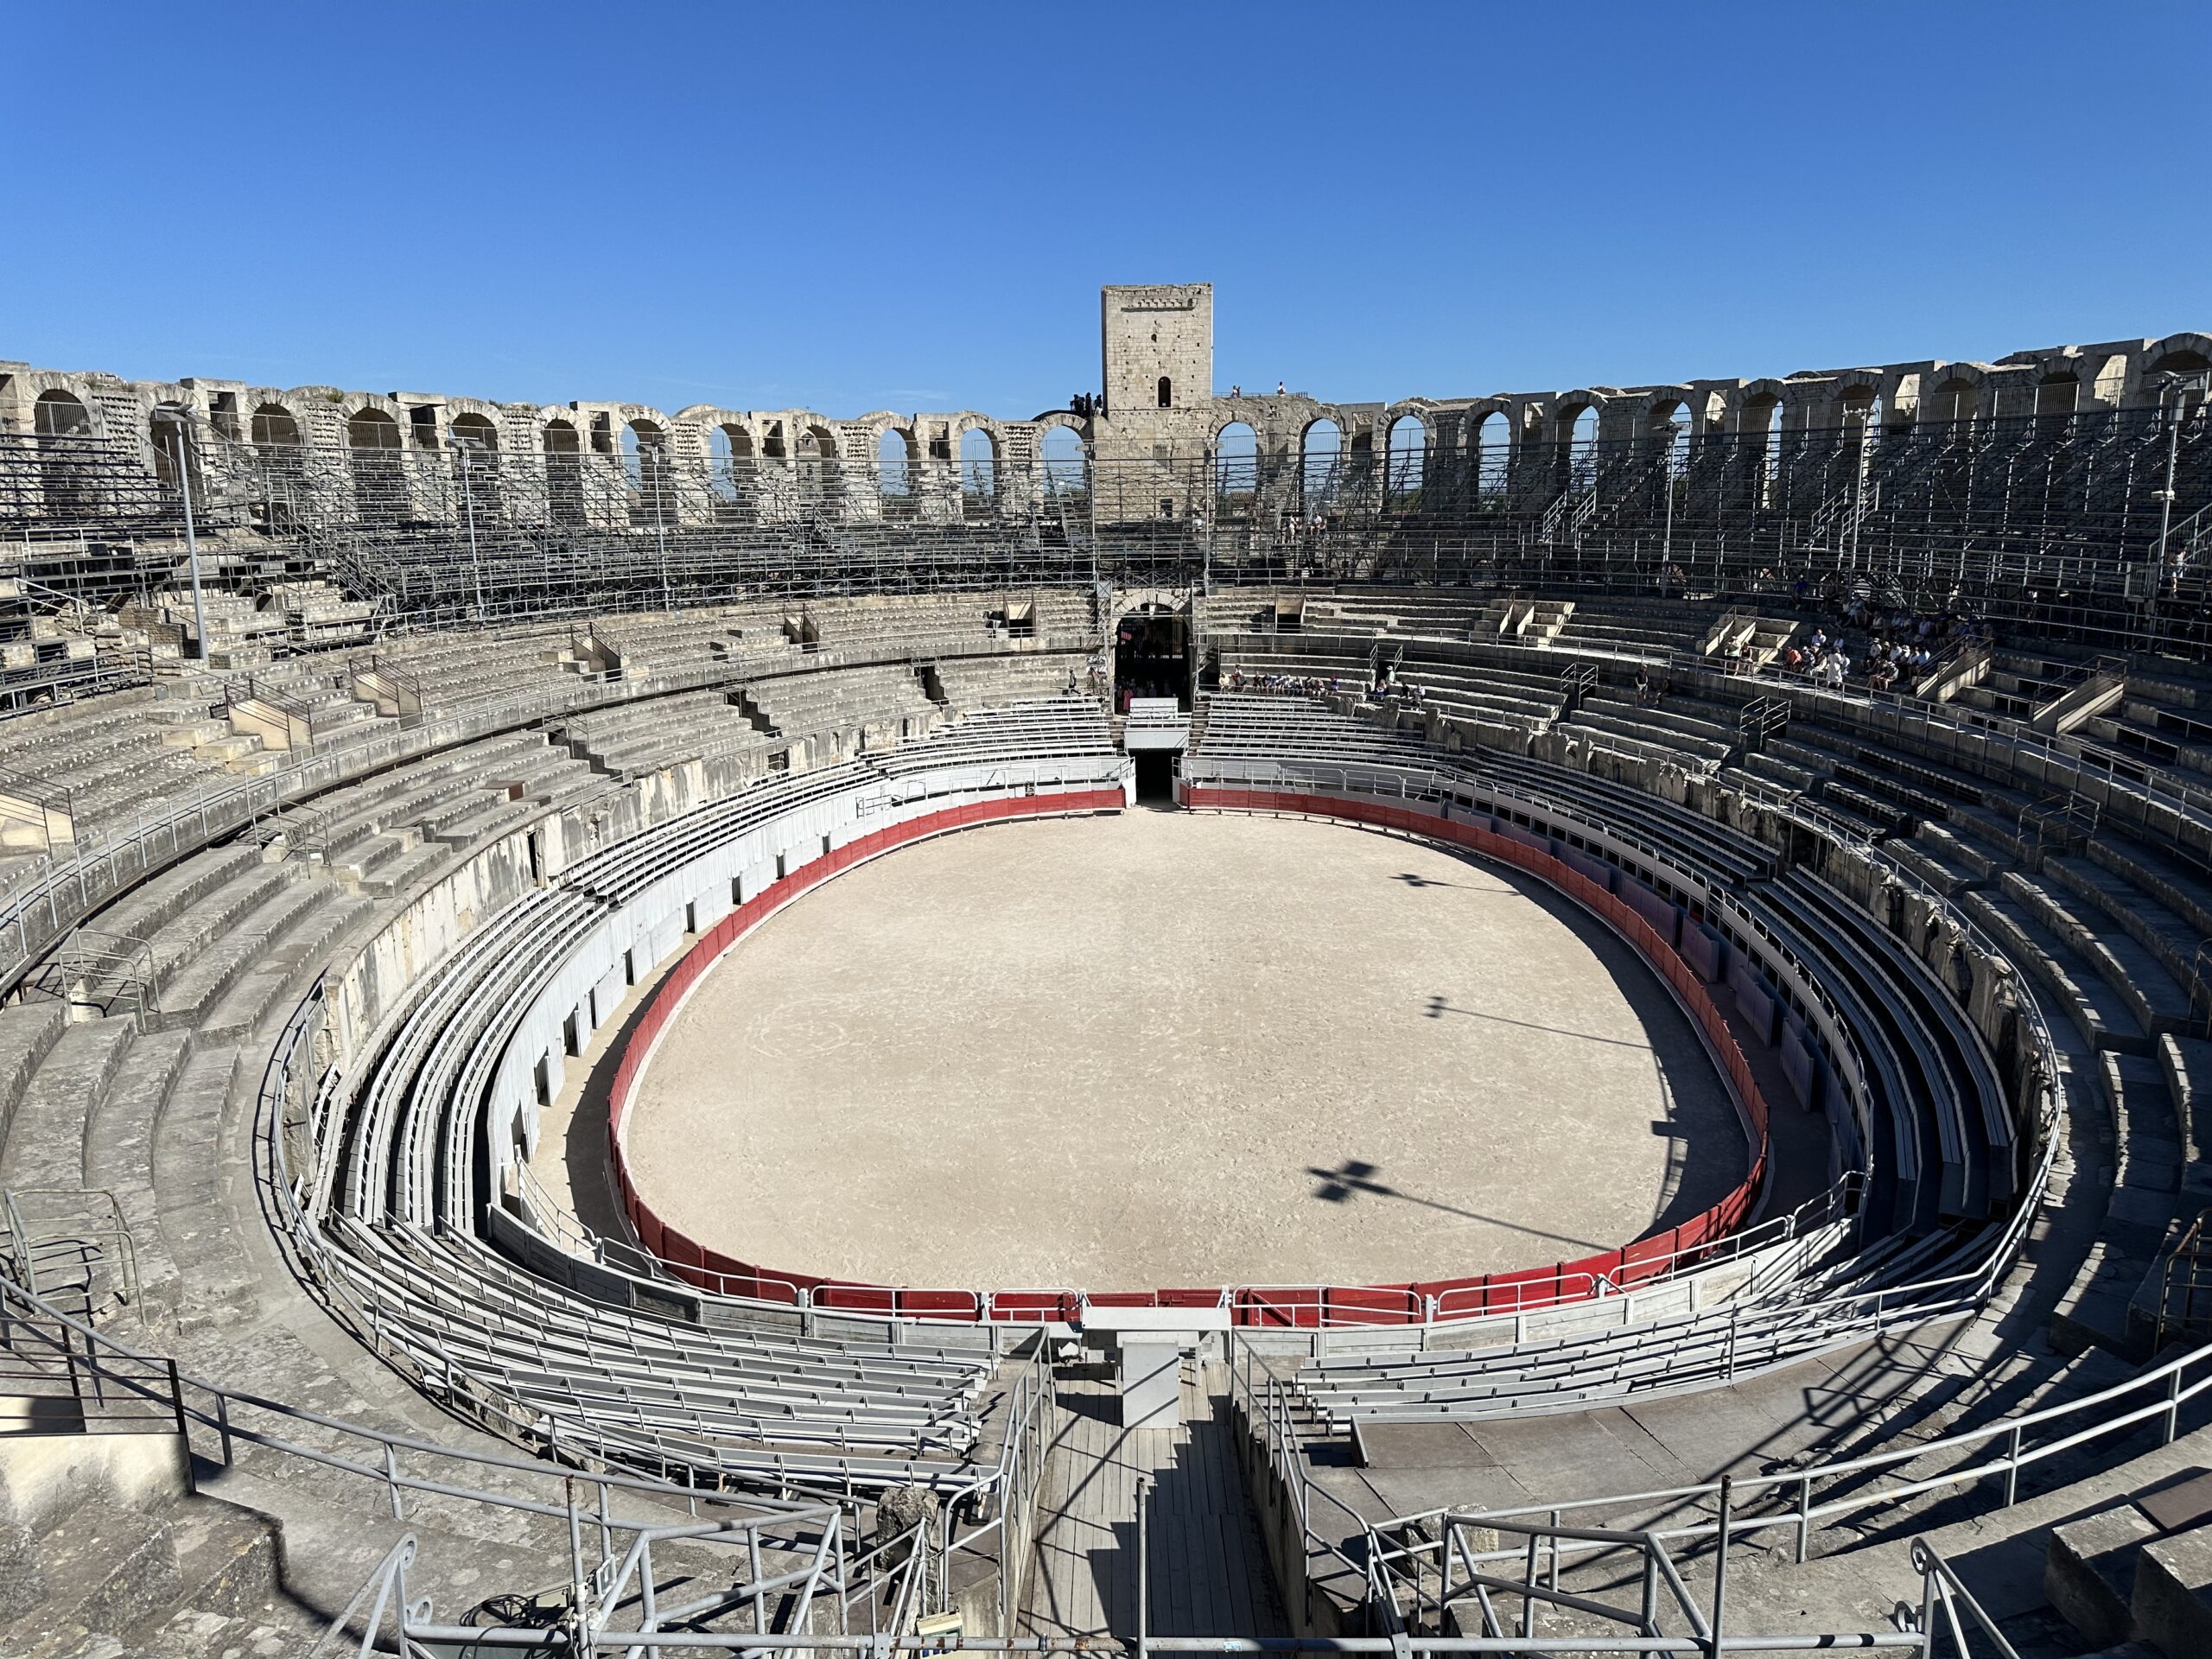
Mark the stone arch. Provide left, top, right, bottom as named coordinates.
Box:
left=1383, top=410, right=1429, bottom=505
left=346, top=406, right=404, bottom=524
left=705, top=422, right=754, bottom=505
left=542, top=416, right=587, bottom=526
left=1553, top=393, right=1604, bottom=448
left=1300, top=416, right=1344, bottom=504
left=793, top=423, right=842, bottom=507
left=148, top=401, right=200, bottom=496
left=447, top=410, right=501, bottom=521
left=29, top=389, right=96, bottom=515
left=1831, top=370, right=1883, bottom=421
left=1733, top=379, right=1788, bottom=435
left=1644, top=394, right=1693, bottom=474
left=449, top=410, right=499, bottom=450
left=251, top=401, right=304, bottom=448
left=346, top=406, right=401, bottom=448
left=875, top=426, right=916, bottom=500
left=1471, top=408, right=1514, bottom=495
left=621, top=417, right=672, bottom=518
left=2034, top=368, right=2081, bottom=420
left=957, top=423, right=1001, bottom=500
left=1551, top=394, right=1603, bottom=493
left=1927, top=367, right=1986, bottom=426
left=2146, top=334, right=2212, bottom=378
left=1736, top=380, right=1787, bottom=507
left=2142, top=335, right=2212, bottom=414
left=1038, top=421, right=1087, bottom=495
left=33, top=388, right=92, bottom=438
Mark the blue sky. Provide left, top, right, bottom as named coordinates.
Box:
left=7, top=3, right=2206, bottom=418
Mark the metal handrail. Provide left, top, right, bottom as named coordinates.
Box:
left=1370, top=1336, right=2212, bottom=1572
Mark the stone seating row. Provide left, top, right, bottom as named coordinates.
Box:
left=313, top=709, right=1128, bottom=1494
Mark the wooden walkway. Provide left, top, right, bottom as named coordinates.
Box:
left=1020, top=1363, right=1288, bottom=1639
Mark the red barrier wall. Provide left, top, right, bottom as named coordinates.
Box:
left=601, top=784, right=1770, bottom=1330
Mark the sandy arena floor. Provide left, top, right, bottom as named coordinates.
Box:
left=620, top=809, right=1745, bottom=1291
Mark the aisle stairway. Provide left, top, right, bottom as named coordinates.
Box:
left=0, top=1425, right=324, bottom=1657
left=1021, top=1365, right=1285, bottom=1640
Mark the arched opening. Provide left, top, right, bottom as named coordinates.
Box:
left=250, top=403, right=300, bottom=448
left=1040, top=424, right=1087, bottom=499
left=1385, top=415, right=1427, bottom=509
left=1475, top=411, right=1511, bottom=498
left=622, top=419, right=671, bottom=526
left=32, top=390, right=92, bottom=513
left=1743, top=395, right=1782, bottom=508
left=347, top=407, right=404, bottom=524
left=1115, top=601, right=1190, bottom=721
left=1300, top=419, right=1344, bottom=512
left=450, top=412, right=501, bottom=521
left=1566, top=405, right=1599, bottom=491
left=247, top=403, right=306, bottom=527
left=1214, top=421, right=1257, bottom=509
left=798, top=425, right=841, bottom=507
left=1840, top=388, right=1883, bottom=501
left=1933, top=378, right=1980, bottom=429
left=149, top=404, right=201, bottom=499
left=876, top=427, right=914, bottom=510
left=2036, top=372, right=2080, bottom=424
left=34, top=389, right=90, bottom=439
left=543, top=418, right=586, bottom=526
left=959, top=427, right=998, bottom=502
left=709, top=424, right=753, bottom=507
left=1157, top=375, right=1173, bottom=410
left=2149, top=353, right=2211, bottom=417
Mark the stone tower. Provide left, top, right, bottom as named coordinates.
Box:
left=1093, top=283, right=1214, bottom=518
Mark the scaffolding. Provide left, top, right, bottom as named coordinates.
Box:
left=0, top=398, right=2208, bottom=653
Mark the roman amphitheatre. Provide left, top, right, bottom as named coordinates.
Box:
left=0, top=286, right=2209, bottom=1657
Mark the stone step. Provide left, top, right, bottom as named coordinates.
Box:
left=2003, top=870, right=2195, bottom=1038
left=196, top=735, right=264, bottom=766
left=1963, top=890, right=2152, bottom=1056
left=83, top=845, right=264, bottom=951
left=82, top=1026, right=199, bottom=1325
left=148, top=882, right=334, bottom=1033
left=129, top=864, right=300, bottom=992
left=200, top=892, right=372, bottom=1046
left=150, top=1048, right=257, bottom=1334
left=14, top=1497, right=183, bottom=1657
left=0, top=1017, right=137, bottom=1187
left=0, top=1000, right=70, bottom=1123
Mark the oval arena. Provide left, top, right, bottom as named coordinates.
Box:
left=0, top=291, right=2208, bottom=1653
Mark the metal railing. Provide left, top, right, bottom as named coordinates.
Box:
left=308, top=1493, right=930, bottom=1657
left=1367, top=1337, right=2212, bottom=1580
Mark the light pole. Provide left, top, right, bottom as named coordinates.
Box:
left=162, top=414, right=210, bottom=665
left=2149, top=371, right=2208, bottom=644
left=652, top=457, right=674, bottom=616
left=455, top=438, right=487, bottom=622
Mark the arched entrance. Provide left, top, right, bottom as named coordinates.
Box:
left=1114, top=598, right=1190, bottom=713
left=1114, top=594, right=1191, bottom=801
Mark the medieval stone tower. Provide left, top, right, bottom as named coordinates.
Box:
left=1093, top=283, right=1214, bottom=517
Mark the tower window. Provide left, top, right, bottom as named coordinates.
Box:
left=1157, top=376, right=1173, bottom=409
